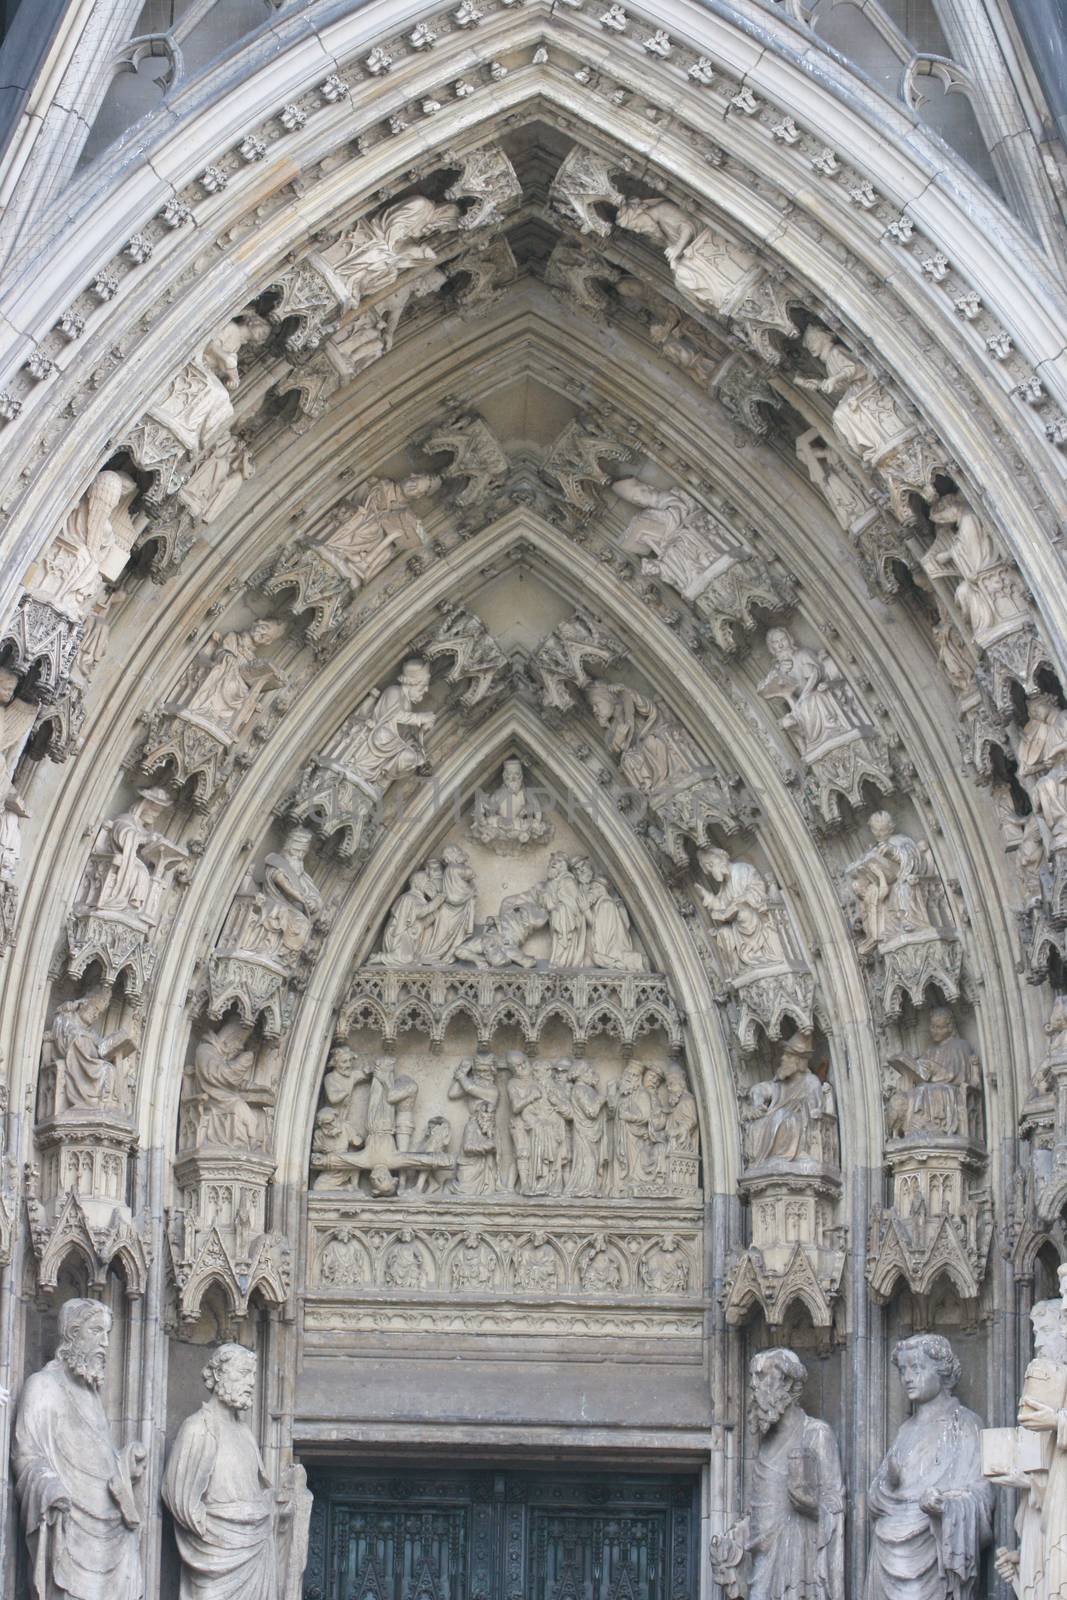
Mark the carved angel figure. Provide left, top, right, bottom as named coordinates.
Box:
left=23, top=470, right=140, bottom=623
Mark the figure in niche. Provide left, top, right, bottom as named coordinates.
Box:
left=588, top=680, right=703, bottom=800
left=848, top=812, right=939, bottom=956
left=867, top=1335, right=992, bottom=1600
left=614, top=198, right=762, bottom=319
left=331, top=658, right=435, bottom=788
left=710, top=1348, right=845, bottom=1600
left=640, top=1235, right=690, bottom=1295
left=561, top=1059, right=608, bottom=1197
left=743, top=1032, right=836, bottom=1170
left=924, top=494, right=1032, bottom=648
left=0, top=666, right=35, bottom=881
left=448, top=1053, right=500, bottom=1196
left=86, top=786, right=187, bottom=924
left=163, top=1343, right=304, bottom=1600
left=318, top=475, right=440, bottom=591
left=991, top=1290, right=1067, bottom=1600
left=513, top=1231, right=561, bottom=1291
left=23, top=469, right=140, bottom=623
left=610, top=476, right=739, bottom=599
left=242, top=827, right=323, bottom=965
left=470, top=758, right=551, bottom=851
left=698, top=848, right=790, bottom=976
left=45, top=986, right=135, bottom=1113
left=15, top=1299, right=146, bottom=1600
left=383, top=1228, right=428, bottom=1289
left=181, top=619, right=286, bottom=741
left=794, top=325, right=912, bottom=466
left=503, top=1051, right=541, bottom=1193
left=885, top=1009, right=980, bottom=1140
left=320, top=1229, right=365, bottom=1287
left=579, top=1236, right=622, bottom=1293
left=759, top=627, right=861, bottom=756
left=795, top=428, right=870, bottom=531
left=330, top=195, right=461, bottom=306
left=665, top=1068, right=699, bottom=1154
left=450, top=1231, right=497, bottom=1290
left=1018, top=695, right=1067, bottom=856
left=186, top=1019, right=273, bottom=1151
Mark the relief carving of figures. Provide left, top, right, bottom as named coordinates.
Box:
left=470, top=759, right=551, bottom=852
left=163, top=1343, right=310, bottom=1600
left=986, top=1289, right=1067, bottom=1600
left=513, top=1230, right=561, bottom=1291
left=68, top=786, right=188, bottom=1001
left=15, top=1300, right=146, bottom=1600
left=561, top=1058, right=609, bottom=1197
left=710, top=1349, right=845, bottom=1600
left=373, top=845, right=477, bottom=967
left=639, top=1234, right=690, bottom=1295
left=1014, top=696, right=1067, bottom=920
left=615, top=197, right=798, bottom=361
left=41, top=986, right=136, bottom=1115
left=383, top=1227, right=429, bottom=1288
left=610, top=477, right=788, bottom=650
left=743, top=1033, right=838, bottom=1172
left=587, top=680, right=747, bottom=860
left=868, top=1337, right=993, bottom=1600
left=847, top=812, right=962, bottom=1017
left=207, top=827, right=326, bottom=1035
left=610, top=1062, right=666, bottom=1197
left=180, top=1020, right=276, bottom=1154
left=885, top=1008, right=980, bottom=1142
left=924, top=494, right=1034, bottom=661
left=291, top=658, right=435, bottom=858
left=450, top=1230, right=498, bottom=1290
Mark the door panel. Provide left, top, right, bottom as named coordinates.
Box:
left=303, top=1466, right=698, bottom=1600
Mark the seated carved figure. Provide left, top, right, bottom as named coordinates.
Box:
left=885, top=1009, right=980, bottom=1141
left=744, top=1033, right=837, bottom=1171
left=867, top=1335, right=992, bottom=1600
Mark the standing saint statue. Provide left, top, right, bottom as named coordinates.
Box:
left=15, top=1299, right=147, bottom=1600
left=867, top=1335, right=993, bottom=1600
left=163, top=1343, right=310, bottom=1600
left=710, top=1347, right=845, bottom=1600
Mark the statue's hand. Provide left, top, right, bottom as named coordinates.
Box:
left=126, top=1441, right=148, bottom=1481
left=919, top=1490, right=945, bottom=1517
left=46, top=1494, right=71, bottom=1523
left=994, top=1548, right=1021, bottom=1583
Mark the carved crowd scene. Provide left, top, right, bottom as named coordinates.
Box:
left=0, top=0, right=1065, bottom=1592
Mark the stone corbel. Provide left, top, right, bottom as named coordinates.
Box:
left=26, top=1112, right=148, bottom=1296
left=866, top=1139, right=991, bottom=1302
left=167, top=1150, right=290, bottom=1323
left=724, top=1169, right=846, bottom=1329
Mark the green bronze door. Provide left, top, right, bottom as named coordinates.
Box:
left=302, top=1465, right=699, bottom=1600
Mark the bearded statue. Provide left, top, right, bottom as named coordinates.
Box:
left=14, top=1299, right=146, bottom=1600
left=710, top=1348, right=845, bottom=1600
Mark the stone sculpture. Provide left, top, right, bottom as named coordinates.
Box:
left=448, top=1052, right=501, bottom=1195
left=0, top=664, right=35, bottom=941
left=987, top=1292, right=1067, bottom=1600
left=163, top=1343, right=310, bottom=1600
left=291, top=658, right=435, bottom=858
left=421, top=606, right=511, bottom=713
left=759, top=627, right=866, bottom=758
left=470, top=759, right=551, bottom=851
left=44, top=984, right=136, bottom=1113
left=182, top=1019, right=275, bottom=1152
left=14, top=1299, right=146, bottom=1600
left=22, top=469, right=140, bottom=626
left=710, top=1348, right=845, bottom=1600
left=610, top=476, right=785, bottom=649
left=924, top=494, right=1033, bottom=654
left=884, top=1009, right=980, bottom=1141
left=847, top=812, right=962, bottom=1014
left=867, top=1335, right=993, bottom=1600
left=743, top=1032, right=838, bottom=1171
